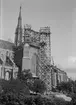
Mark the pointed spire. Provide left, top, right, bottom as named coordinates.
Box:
left=18, top=6, right=22, bottom=27
left=19, top=5, right=22, bottom=20
left=14, top=6, right=22, bottom=46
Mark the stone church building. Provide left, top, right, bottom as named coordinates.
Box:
left=0, top=40, right=18, bottom=80
left=0, top=7, right=68, bottom=91
left=14, top=6, right=52, bottom=91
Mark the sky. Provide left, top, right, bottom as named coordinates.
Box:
left=0, top=0, right=76, bottom=80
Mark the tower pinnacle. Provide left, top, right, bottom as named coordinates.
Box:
left=19, top=6, right=22, bottom=20
left=14, top=6, right=22, bottom=46
left=18, top=6, right=22, bottom=27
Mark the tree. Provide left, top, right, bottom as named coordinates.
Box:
left=18, top=69, right=32, bottom=81
left=73, top=80, right=76, bottom=93
left=56, top=80, right=76, bottom=94
left=33, top=79, right=46, bottom=94
left=19, top=70, right=47, bottom=94
left=56, top=81, right=73, bottom=93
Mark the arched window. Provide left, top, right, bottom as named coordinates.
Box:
left=5, top=71, right=10, bottom=80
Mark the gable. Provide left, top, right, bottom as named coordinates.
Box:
left=0, top=39, right=15, bottom=51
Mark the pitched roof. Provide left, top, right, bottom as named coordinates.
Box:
left=0, top=39, right=15, bottom=51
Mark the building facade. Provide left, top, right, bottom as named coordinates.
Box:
left=51, top=65, right=68, bottom=88
left=0, top=40, right=18, bottom=80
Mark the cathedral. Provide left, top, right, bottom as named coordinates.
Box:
left=0, top=6, right=68, bottom=91
left=14, top=6, right=52, bottom=91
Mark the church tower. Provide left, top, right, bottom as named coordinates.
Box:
left=14, top=6, right=22, bottom=46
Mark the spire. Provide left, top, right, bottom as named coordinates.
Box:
left=18, top=6, right=22, bottom=27
left=19, top=6, right=22, bottom=20
left=14, top=6, right=22, bottom=46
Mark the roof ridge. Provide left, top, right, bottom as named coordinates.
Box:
left=0, top=39, right=14, bottom=44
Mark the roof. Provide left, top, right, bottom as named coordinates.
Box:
left=51, top=65, right=67, bottom=74
left=0, top=58, right=3, bottom=65
left=5, top=56, right=13, bottom=66
left=0, top=39, right=15, bottom=51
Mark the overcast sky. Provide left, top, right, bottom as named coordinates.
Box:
left=0, top=0, right=76, bottom=80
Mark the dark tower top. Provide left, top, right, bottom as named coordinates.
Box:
left=14, top=6, right=22, bottom=46
left=18, top=6, right=22, bottom=27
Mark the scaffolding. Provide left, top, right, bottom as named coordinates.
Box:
left=39, top=27, right=51, bottom=65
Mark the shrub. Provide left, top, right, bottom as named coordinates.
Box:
left=33, top=79, right=47, bottom=94
left=0, top=79, right=30, bottom=95
left=0, top=92, right=19, bottom=105
left=52, top=87, right=57, bottom=92
left=70, top=93, right=76, bottom=105
left=0, top=92, right=72, bottom=105
left=34, top=95, right=45, bottom=105
left=53, top=97, right=70, bottom=105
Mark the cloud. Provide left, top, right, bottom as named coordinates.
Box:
left=64, top=56, right=76, bottom=80
left=68, top=56, right=76, bottom=63
left=67, top=72, right=76, bottom=80
left=65, top=56, right=76, bottom=68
